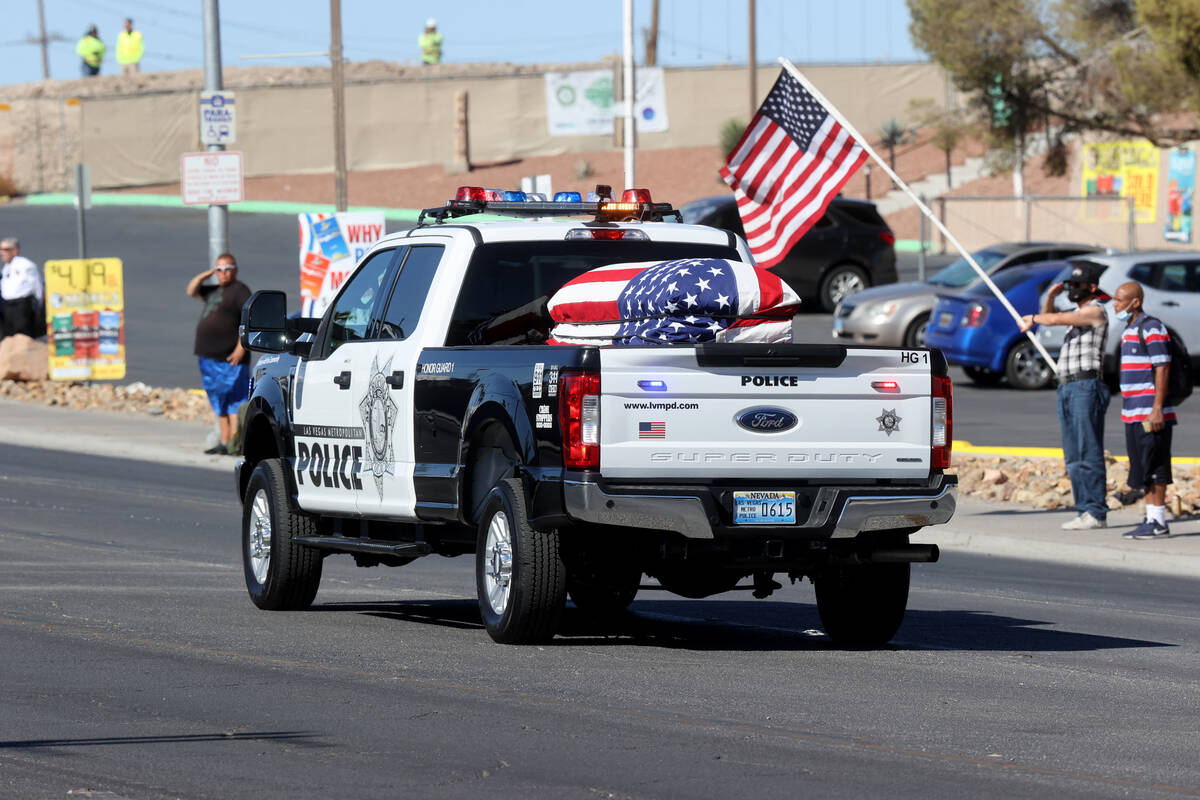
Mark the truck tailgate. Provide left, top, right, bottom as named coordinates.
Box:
left=599, top=345, right=935, bottom=479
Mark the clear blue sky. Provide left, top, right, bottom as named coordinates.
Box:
left=2, top=0, right=925, bottom=87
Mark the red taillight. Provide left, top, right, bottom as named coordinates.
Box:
left=931, top=373, right=953, bottom=470
left=559, top=370, right=601, bottom=469
left=621, top=188, right=652, bottom=203
left=877, top=230, right=896, bottom=245
left=455, top=186, right=486, bottom=202
left=590, top=229, right=627, bottom=240
left=962, top=303, right=988, bottom=328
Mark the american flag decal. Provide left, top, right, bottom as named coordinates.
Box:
left=638, top=421, right=666, bottom=439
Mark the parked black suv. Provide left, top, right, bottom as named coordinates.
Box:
left=680, top=194, right=898, bottom=311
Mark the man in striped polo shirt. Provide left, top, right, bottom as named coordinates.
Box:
left=1020, top=261, right=1110, bottom=530
left=1112, top=281, right=1175, bottom=539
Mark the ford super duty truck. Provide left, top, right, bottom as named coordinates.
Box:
left=236, top=189, right=956, bottom=645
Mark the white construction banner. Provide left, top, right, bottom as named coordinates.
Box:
left=545, top=67, right=669, bottom=136
left=298, top=212, right=385, bottom=317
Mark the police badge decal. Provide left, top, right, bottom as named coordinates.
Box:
left=359, top=354, right=398, bottom=498
left=876, top=408, right=901, bottom=436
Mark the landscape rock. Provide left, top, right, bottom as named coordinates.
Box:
left=0, top=335, right=49, bottom=381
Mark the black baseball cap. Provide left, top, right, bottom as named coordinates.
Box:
left=1064, top=261, right=1105, bottom=286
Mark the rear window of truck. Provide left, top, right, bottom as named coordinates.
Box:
left=446, top=240, right=741, bottom=346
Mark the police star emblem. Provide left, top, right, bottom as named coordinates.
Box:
left=359, top=354, right=398, bottom=498
left=876, top=408, right=901, bottom=436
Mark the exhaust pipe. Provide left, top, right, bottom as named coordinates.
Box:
left=865, top=544, right=939, bottom=564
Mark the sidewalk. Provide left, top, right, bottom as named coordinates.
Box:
left=2, top=398, right=1197, bottom=579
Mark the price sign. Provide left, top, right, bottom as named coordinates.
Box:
left=43, top=258, right=126, bottom=381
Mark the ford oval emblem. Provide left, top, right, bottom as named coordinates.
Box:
left=736, top=407, right=798, bottom=433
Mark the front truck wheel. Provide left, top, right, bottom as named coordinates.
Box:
left=475, top=478, right=567, bottom=643
left=814, top=562, right=910, bottom=646
left=242, top=458, right=323, bottom=610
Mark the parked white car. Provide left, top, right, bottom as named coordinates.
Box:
left=1036, top=252, right=1200, bottom=383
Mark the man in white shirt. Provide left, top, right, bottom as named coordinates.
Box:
left=0, top=237, right=45, bottom=339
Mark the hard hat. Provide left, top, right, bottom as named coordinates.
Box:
left=426, top=18, right=437, bottom=29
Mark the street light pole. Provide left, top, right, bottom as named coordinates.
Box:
left=202, top=0, right=228, bottom=266
left=748, top=0, right=757, bottom=120
left=330, top=0, right=348, bottom=212
left=622, top=0, right=635, bottom=190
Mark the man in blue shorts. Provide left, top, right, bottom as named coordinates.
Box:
left=1111, top=281, right=1175, bottom=538
left=186, top=253, right=251, bottom=455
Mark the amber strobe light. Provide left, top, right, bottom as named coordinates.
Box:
left=559, top=370, right=601, bottom=469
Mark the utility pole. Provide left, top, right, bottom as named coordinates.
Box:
left=748, top=0, right=757, bottom=120
left=202, top=0, right=228, bottom=266
left=643, top=0, right=658, bottom=67
left=622, top=0, right=635, bottom=191
left=36, top=0, right=50, bottom=80
left=330, top=0, right=348, bottom=212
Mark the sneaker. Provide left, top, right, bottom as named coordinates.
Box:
left=1062, top=512, right=1107, bottom=530
left=1114, top=488, right=1144, bottom=506
left=1130, top=520, right=1170, bottom=539
left=204, top=443, right=228, bottom=455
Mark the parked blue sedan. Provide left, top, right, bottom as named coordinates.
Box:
left=925, top=260, right=1068, bottom=390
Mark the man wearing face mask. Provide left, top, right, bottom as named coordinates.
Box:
left=1111, top=281, right=1175, bottom=538
left=1019, top=261, right=1110, bottom=529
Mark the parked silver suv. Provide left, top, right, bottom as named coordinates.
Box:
left=1036, top=251, right=1200, bottom=384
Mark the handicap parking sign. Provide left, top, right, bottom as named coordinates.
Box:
left=200, top=91, right=237, bottom=145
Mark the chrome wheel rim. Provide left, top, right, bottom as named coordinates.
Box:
left=1013, top=346, right=1049, bottom=387
left=910, top=320, right=928, bottom=348
left=829, top=272, right=866, bottom=305
left=249, top=489, right=272, bottom=585
left=483, top=510, right=513, bottom=616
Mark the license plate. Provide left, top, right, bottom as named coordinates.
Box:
left=733, top=491, right=796, bottom=525
left=939, top=311, right=954, bottom=328
left=832, top=317, right=844, bottom=332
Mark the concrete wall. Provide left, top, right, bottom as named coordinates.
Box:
left=1, top=62, right=953, bottom=191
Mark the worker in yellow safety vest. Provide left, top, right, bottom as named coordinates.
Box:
left=117, top=18, right=144, bottom=76
left=76, top=25, right=105, bottom=77
left=418, top=18, right=442, bottom=65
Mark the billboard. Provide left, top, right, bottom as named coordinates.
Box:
left=298, top=212, right=385, bottom=317
left=1080, top=141, right=1159, bottom=223
left=545, top=67, right=669, bottom=136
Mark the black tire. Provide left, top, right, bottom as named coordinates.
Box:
left=963, top=365, right=1004, bottom=386
left=1004, top=339, right=1054, bottom=390
left=903, top=312, right=930, bottom=349
left=242, top=458, right=323, bottom=610
left=476, top=478, right=567, bottom=643
left=814, top=562, right=910, bottom=646
left=819, top=264, right=869, bottom=312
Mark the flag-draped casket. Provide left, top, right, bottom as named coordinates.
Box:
left=547, top=258, right=800, bottom=346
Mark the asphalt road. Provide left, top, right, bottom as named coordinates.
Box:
left=2, top=444, right=1199, bottom=799
left=1, top=203, right=1195, bottom=453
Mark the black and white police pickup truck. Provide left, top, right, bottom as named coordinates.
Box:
left=236, top=188, right=956, bottom=646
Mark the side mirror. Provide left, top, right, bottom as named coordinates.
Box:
left=240, top=290, right=290, bottom=353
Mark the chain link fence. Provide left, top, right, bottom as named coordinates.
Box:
left=922, top=195, right=1137, bottom=255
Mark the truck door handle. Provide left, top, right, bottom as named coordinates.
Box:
left=1162, top=300, right=1180, bottom=307
left=333, top=371, right=352, bottom=389
left=386, top=370, right=404, bottom=389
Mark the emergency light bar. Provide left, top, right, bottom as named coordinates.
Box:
left=417, top=184, right=682, bottom=226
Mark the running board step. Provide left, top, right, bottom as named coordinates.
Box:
left=292, top=537, right=433, bottom=556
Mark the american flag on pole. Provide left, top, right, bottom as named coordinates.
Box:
left=720, top=69, right=868, bottom=270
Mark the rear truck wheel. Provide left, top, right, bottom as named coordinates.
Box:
left=963, top=365, right=1004, bottom=386
left=1004, top=339, right=1054, bottom=390
left=819, top=264, right=869, bottom=312
left=475, top=478, right=567, bottom=644
left=814, top=562, right=910, bottom=646
left=242, top=458, right=323, bottom=610
left=903, top=312, right=931, bottom=349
